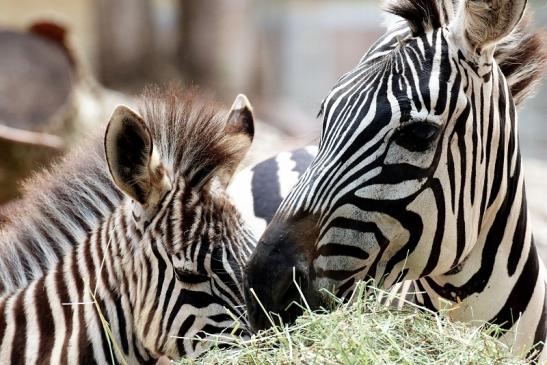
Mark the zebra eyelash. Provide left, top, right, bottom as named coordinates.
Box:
left=173, top=267, right=209, bottom=284
left=392, top=119, right=442, bottom=151
left=396, top=118, right=441, bottom=129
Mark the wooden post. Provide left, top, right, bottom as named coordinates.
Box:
left=94, top=0, right=156, bottom=88
left=0, top=22, right=133, bottom=204
left=177, top=0, right=258, bottom=100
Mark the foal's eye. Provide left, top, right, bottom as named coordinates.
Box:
left=174, top=268, right=209, bottom=284
left=395, top=121, right=441, bottom=152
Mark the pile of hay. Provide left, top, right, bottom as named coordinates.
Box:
left=179, top=284, right=531, bottom=365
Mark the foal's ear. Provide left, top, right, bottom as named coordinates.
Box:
left=217, top=94, right=254, bottom=186
left=451, top=0, right=527, bottom=57
left=105, top=105, right=170, bottom=205
left=226, top=93, right=254, bottom=145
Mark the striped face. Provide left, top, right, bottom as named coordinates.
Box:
left=104, top=93, right=256, bottom=359
left=297, top=25, right=476, bottom=294
left=244, top=0, right=530, bottom=331
left=132, top=177, right=254, bottom=359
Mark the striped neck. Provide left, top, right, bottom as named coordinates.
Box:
left=0, top=207, right=155, bottom=365
left=421, top=115, right=546, bottom=352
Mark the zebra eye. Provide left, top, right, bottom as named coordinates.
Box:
left=174, top=268, right=209, bottom=284
left=395, top=121, right=440, bottom=151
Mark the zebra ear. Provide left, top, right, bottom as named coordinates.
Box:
left=451, top=0, right=527, bottom=57
left=104, top=105, right=171, bottom=205
left=217, top=94, right=255, bottom=187
left=226, top=94, right=254, bottom=137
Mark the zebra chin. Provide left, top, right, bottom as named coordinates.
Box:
left=243, top=214, right=323, bottom=332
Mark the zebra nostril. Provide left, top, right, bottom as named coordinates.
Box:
left=276, top=284, right=304, bottom=322
left=245, top=293, right=271, bottom=332
left=244, top=216, right=319, bottom=332
left=244, top=266, right=310, bottom=331
left=264, top=266, right=309, bottom=326
left=277, top=267, right=307, bottom=306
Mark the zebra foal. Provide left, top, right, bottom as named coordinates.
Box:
left=0, top=88, right=256, bottom=364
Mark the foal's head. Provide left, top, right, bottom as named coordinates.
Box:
left=104, top=88, right=256, bottom=358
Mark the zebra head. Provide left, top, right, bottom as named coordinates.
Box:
left=245, top=0, right=545, bottom=331
left=104, top=89, right=256, bottom=359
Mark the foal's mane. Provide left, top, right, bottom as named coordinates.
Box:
left=138, top=87, right=244, bottom=181
left=385, top=0, right=547, bottom=105
left=0, top=87, right=234, bottom=292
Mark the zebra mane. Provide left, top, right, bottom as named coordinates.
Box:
left=0, top=136, right=123, bottom=292
left=0, top=87, right=236, bottom=293
left=384, top=0, right=546, bottom=106
left=385, top=0, right=444, bottom=35
left=137, top=86, right=245, bottom=183
left=495, top=15, right=547, bottom=105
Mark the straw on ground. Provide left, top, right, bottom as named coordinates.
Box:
left=179, top=283, right=534, bottom=365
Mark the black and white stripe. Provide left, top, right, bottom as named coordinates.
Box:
left=229, top=146, right=317, bottom=237
left=0, top=141, right=123, bottom=294
left=0, top=89, right=257, bottom=363
left=244, top=0, right=547, bottom=360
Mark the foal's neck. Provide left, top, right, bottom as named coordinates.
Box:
left=0, top=207, right=153, bottom=365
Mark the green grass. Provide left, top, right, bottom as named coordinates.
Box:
left=179, top=283, right=535, bottom=365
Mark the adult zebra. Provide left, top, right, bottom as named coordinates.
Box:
left=244, top=0, right=547, bottom=360
left=0, top=88, right=257, bottom=363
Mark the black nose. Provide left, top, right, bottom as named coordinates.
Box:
left=243, top=221, right=317, bottom=332
left=245, top=261, right=308, bottom=331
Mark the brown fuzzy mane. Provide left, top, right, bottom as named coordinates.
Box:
left=137, top=86, right=241, bottom=184
left=495, top=15, right=547, bottom=105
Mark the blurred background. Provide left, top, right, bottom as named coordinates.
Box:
left=0, top=0, right=546, bottom=236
